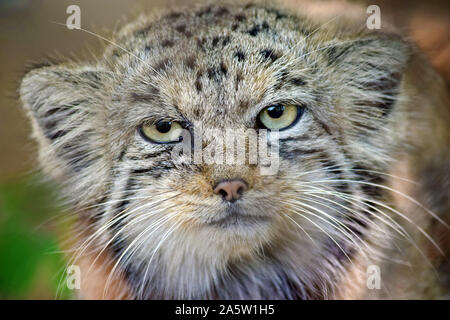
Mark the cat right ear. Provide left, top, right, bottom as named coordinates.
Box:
left=19, top=64, right=105, bottom=177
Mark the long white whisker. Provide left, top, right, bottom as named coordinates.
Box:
left=310, top=179, right=448, bottom=228
left=284, top=206, right=354, bottom=265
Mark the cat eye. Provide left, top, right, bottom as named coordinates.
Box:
left=139, top=120, right=183, bottom=144
left=258, top=104, right=303, bottom=130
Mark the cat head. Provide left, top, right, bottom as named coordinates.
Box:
left=20, top=3, right=411, bottom=298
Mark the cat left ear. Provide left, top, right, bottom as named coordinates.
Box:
left=326, top=33, right=410, bottom=71
left=20, top=65, right=105, bottom=176
left=326, top=33, right=411, bottom=117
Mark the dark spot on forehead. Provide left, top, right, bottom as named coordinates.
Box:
left=247, top=21, right=270, bottom=37
left=248, top=26, right=259, bottom=37
left=207, top=67, right=217, bottom=80
left=220, top=62, right=228, bottom=76
left=196, top=37, right=206, bottom=51
left=235, top=14, right=246, bottom=22
left=175, top=24, right=186, bottom=33
left=184, top=55, right=196, bottom=69
left=234, top=51, right=245, bottom=62
left=265, top=7, right=288, bottom=20
left=135, top=25, right=151, bottom=37
left=291, top=78, right=306, bottom=86
left=210, top=36, right=231, bottom=48
left=222, top=36, right=231, bottom=46
left=207, top=63, right=228, bottom=82
left=144, top=45, right=151, bottom=53
left=212, top=36, right=220, bottom=47
left=175, top=24, right=192, bottom=38
left=260, top=49, right=281, bottom=62
left=197, top=5, right=213, bottom=17
left=215, top=6, right=229, bottom=16
left=153, top=58, right=170, bottom=72
left=161, top=39, right=175, bottom=48
left=195, top=70, right=203, bottom=92
left=167, top=12, right=182, bottom=19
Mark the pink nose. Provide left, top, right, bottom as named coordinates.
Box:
left=213, top=179, right=248, bottom=202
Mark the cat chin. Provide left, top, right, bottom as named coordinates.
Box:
left=181, top=220, right=280, bottom=261
left=203, top=221, right=269, bottom=239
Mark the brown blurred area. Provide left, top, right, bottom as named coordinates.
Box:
left=0, top=0, right=449, bottom=181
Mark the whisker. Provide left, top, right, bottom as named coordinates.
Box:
left=283, top=214, right=320, bottom=249
left=103, top=210, right=178, bottom=297
left=284, top=199, right=370, bottom=261
left=138, top=218, right=184, bottom=298
left=310, top=179, right=448, bottom=228
left=284, top=206, right=354, bottom=265
left=65, top=192, right=181, bottom=287
left=86, top=203, right=179, bottom=277
left=301, top=186, right=441, bottom=268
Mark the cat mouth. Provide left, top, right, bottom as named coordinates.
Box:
left=205, top=207, right=270, bottom=228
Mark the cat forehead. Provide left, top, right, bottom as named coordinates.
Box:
left=114, top=4, right=309, bottom=50
left=108, top=4, right=319, bottom=123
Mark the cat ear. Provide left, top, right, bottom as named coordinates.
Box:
left=326, top=34, right=411, bottom=118
left=19, top=65, right=105, bottom=179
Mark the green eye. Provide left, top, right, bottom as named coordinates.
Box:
left=258, top=104, right=302, bottom=130
left=139, top=120, right=183, bottom=144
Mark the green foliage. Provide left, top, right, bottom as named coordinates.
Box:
left=0, top=175, right=73, bottom=299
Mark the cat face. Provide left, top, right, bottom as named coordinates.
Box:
left=20, top=4, right=410, bottom=298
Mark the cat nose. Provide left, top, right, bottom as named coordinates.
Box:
left=213, top=179, right=248, bottom=203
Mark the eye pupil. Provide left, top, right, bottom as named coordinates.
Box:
left=155, top=120, right=172, bottom=133
left=267, top=105, right=285, bottom=118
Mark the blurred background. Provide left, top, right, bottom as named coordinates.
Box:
left=0, top=0, right=448, bottom=299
